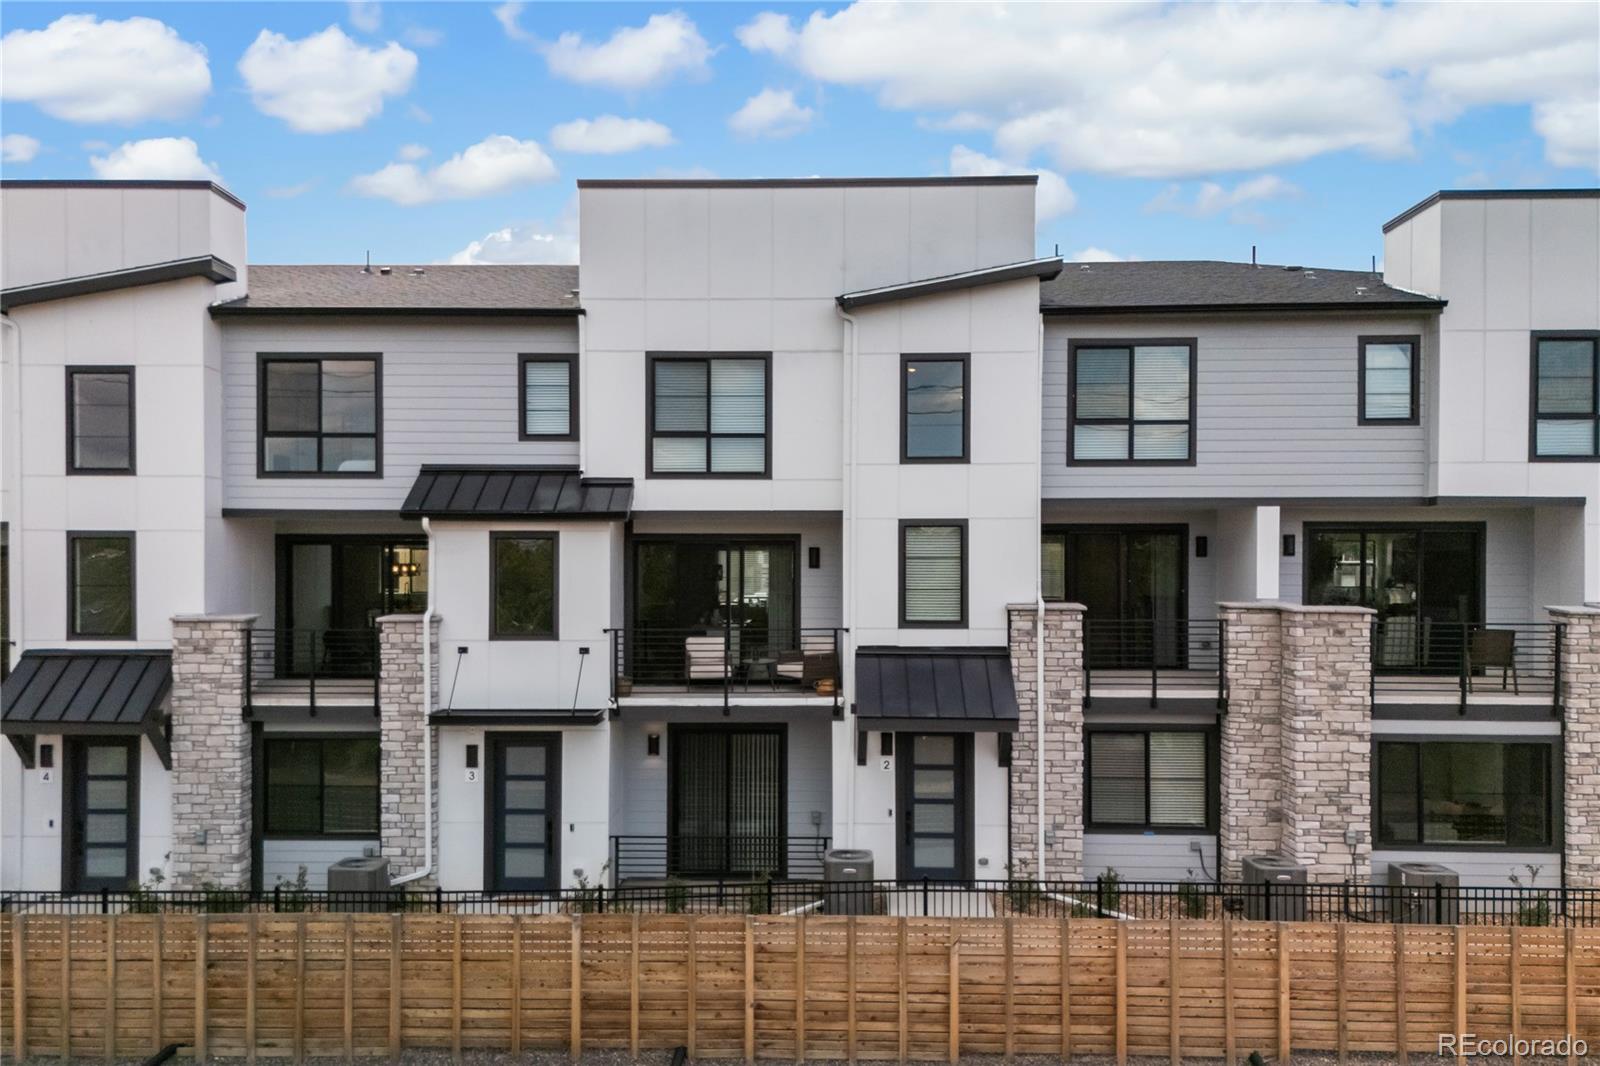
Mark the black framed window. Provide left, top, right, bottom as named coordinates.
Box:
left=520, top=354, right=577, bottom=440
left=66, top=366, right=135, bottom=473
left=1531, top=332, right=1600, bottom=460
left=259, top=355, right=380, bottom=476
left=67, top=532, right=135, bottom=639
left=902, top=354, right=969, bottom=462
left=1376, top=740, right=1553, bottom=848
left=900, top=521, right=966, bottom=627
left=1086, top=729, right=1213, bottom=830
left=492, top=533, right=557, bottom=639
left=1358, top=335, right=1419, bottom=424
left=647, top=354, right=770, bottom=476
left=262, top=737, right=380, bottom=835
left=1069, top=339, right=1195, bottom=464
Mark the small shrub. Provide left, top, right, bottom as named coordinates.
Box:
left=1177, top=878, right=1207, bottom=919
left=665, top=878, right=688, bottom=914
left=198, top=881, right=250, bottom=913
left=274, top=866, right=311, bottom=913
left=1007, top=879, right=1043, bottom=914
left=746, top=872, right=774, bottom=914
left=1096, top=868, right=1122, bottom=914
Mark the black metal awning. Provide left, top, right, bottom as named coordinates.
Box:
left=429, top=707, right=607, bottom=726
left=400, top=466, right=633, bottom=520
left=854, top=647, right=1019, bottom=732
left=0, top=650, right=173, bottom=767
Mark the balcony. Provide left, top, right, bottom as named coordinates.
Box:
left=1082, top=618, right=1228, bottom=709
left=1369, top=619, right=1564, bottom=711
left=244, top=628, right=378, bottom=716
left=610, top=834, right=832, bottom=883
left=606, top=626, right=844, bottom=712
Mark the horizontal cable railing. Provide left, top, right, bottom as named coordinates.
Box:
left=1369, top=619, right=1563, bottom=710
left=611, top=834, right=831, bottom=882
left=244, top=627, right=379, bottom=717
left=608, top=626, right=842, bottom=709
left=1082, top=618, right=1227, bottom=709
left=6, top=879, right=1594, bottom=924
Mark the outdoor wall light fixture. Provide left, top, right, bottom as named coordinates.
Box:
left=1194, top=535, right=1208, bottom=558
left=1283, top=534, right=1297, bottom=557
left=646, top=732, right=661, bottom=757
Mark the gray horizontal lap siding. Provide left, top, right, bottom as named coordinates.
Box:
left=1043, top=316, right=1431, bottom=497
left=222, top=319, right=580, bottom=509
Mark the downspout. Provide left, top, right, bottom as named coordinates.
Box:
left=391, top=515, right=437, bottom=885
left=1035, top=316, right=1047, bottom=879
left=0, top=314, right=22, bottom=674
left=836, top=305, right=858, bottom=846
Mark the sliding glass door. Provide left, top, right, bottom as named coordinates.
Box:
left=668, top=726, right=786, bottom=876
left=1042, top=527, right=1186, bottom=669
left=276, top=536, right=428, bottom=675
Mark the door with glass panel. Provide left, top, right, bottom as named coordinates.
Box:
left=66, top=738, right=139, bottom=891
left=896, top=733, right=972, bottom=881
left=669, top=726, right=785, bottom=875
left=1042, top=527, right=1186, bottom=669
left=278, top=537, right=428, bottom=676
left=487, top=736, right=561, bottom=892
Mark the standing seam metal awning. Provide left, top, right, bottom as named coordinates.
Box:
left=0, top=650, right=173, bottom=767
left=853, top=647, right=1019, bottom=732
left=400, top=465, right=633, bottom=520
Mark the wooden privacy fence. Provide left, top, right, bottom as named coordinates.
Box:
left=3, top=912, right=1597, bottom=1064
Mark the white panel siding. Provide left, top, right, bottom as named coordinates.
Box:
left=1371, top=851, right=1561, bottom=889
left=1043, top=315, right=1432, bottom=498
left=261, top=838, right=379, bottom=891
left=222, top=318, right=580, bottom=509
left=1084, top=833, right=1218, bottom=883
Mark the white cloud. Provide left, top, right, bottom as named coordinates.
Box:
left=349, top=134, right=557, bottom=206
left=0, top=14, right=210, bottom=124
left=347, top=2, right=380, bottom=34
left=492, top=2, right=534, bottom=44
left=735, top=3, right=1600, bottom=178
left=403, top=25, right=443, bottom=48
left=948, top=145, right=1075, bottom=224
left=397, top=143, right=430, bottom=161
left=550, top=115, right=673, bottom=154
left=238, top=25, right=417, bottom=134
left=2, top=134, right=41, bottom=164
left=1068, top=247, right=1137, bottom=263
left=538, top=12, right=712, bottom=91
left=1145, top=174, right=1299, bottom=225
left=89, top=137, right=219, bottom=181
left=267, top=179, right=317, bottom=199
left=729, top=89, right=814, bottom=139
left=446, top=197, right=579, bottom=265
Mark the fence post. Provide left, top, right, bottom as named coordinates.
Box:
left=452, top=916, right=463, bottom=1064
left=923, top=876, right=930, bottom=918
left=1394, top=924, right=1408, bottom=1064
left=105, top=917, right=116, bottom=1064
left=194, top=916, right=207, bottom=1064
left=627, top=916, right=638, bottom=1060
left=1223, top=917, right=1235, bottom=1066
left=1168, top=917, right=1180, bottom=1066
left=274, top=885, right=281, bottom=913
left=1509, top=925, right=1521, bottom=1061
left=343, top=916, right=355, bottom=1063
left=570, top=918, right=583, bottom=1064
left=246, top=913, right=257, bottom=1066
left=947, top=938, right=960, bottom=1064
left=1115, top=922, right=1127, bottom=1066
left=390, top=913, right=402, bottom=1062
left=795, top=915, right=808, bottom=1063
left=1277, top=922, right=1291, bottom=1064
left=434, top=886, right=443, bottom=914
left=687, top=918, right=698, bottom=1059
left=1002, top=918, right=1014, bottom=1061
left=1454, top=925, right=1467, bottom=1066
left=898, top=918, right=908, bottom=1066
left=11, top=914, right=24, bottom=1062
left=512, top=918, right=524, bottom=1057
left=295, top=918, right=306, bottom=1065
left=846, top=917, right=858, bottom=1063
left=744, top=917, right=755, bottom=1063
left=1059, top=916, right=1072, bottom=1061
left=151, top=914, right=163, bottom=1056
left=61, top=915, right=71, bottom=1063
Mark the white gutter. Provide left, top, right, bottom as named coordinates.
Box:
left=836, top=305, right=858, bottom=846
left=1035, top=316, right=1047, bottom=879
left=391, top=515, right=437, bottom=886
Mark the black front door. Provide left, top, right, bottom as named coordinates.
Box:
left=669, top=726, right=786, bottom=876
left=66, top=737, right=140, bottom=892
left=486, top=735, right=561, bottom=891
left=896, top=733, right=972, bottom=881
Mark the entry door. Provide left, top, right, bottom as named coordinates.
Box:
left=66, top=738, right=140, bottom=892
left=896, top=734, right=972, bottom=881
left=487, top=736, right=561, bottom=891
left=669, top=727, right=785, bottom=875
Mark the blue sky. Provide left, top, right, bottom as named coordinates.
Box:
left=2, top=2, right=1596, bottom=269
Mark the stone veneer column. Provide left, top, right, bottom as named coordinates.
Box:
left=1277, top=605, right=1374, bottom=880
left=1217, top=603, right=1285, bottom=880
left=1006, top=602, right=1085, bottom=880
left=1551, top=606, right=1600, bottom=887
left=377, top=613, right=439, bottom=886
left=168, top=614, right=255, bottom=888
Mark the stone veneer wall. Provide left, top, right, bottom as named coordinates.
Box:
left=1218, top=604, right=1284, bottom=879
left=1552, top=606, right=1600, bottom=887
left=377, top=614, right=439, bottom=886
left=1006, top=602, right=1085, bottom=879
left=168, top=614, right=255, bottom=888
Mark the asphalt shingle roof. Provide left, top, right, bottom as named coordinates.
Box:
left=212, top=264, right=580, bottom=314
left=1040, top=260, right=1445, bottom=313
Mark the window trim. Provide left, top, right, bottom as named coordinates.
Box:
left=1066, top=337, right=1198, bottom=466
left=64, top=365, right=136, bottom=475
left=490, top=531, right=559, bottom=641
left=645, top=352, right=773, bottom=479
left=900, top=352, right=971, bottom=464
left=66, top=530, right=136, bottom=641
left=256, top=352, right=384, bottom=480
left=1357, top=334, right=1421, bottom=426
left=1084, top=724, right=1219, bottom=834
left=1529, top=331, right=1600, bottom=462
left=257, top=733, right=382, bottom=840
left=1372, top=736, right=1561, bottom=852
left=518, top=353, right=579, bottom=442
left=897, top=519, right=968, bottom=629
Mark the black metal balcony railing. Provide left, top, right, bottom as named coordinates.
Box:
left=607, top=626, right=843, bottom=711
left=1369, top=619, right=1564, bottom=712
left=1082, top=618, right=1227, bottom=709
left=610, top=834, right=832, bottom=882
left=244, top=627, right=379, bottom=717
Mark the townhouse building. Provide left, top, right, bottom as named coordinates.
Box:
left=1, top=177, right=1596, bottom=897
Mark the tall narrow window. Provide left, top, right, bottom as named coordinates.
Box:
left=520, top=354, right=577, bottom=440
left=1069, top=340, right=1195, bottom=463
left=900, top=522, right=966, bottom=627
left=1087, top=730, right=1212, bottom=830
left=492, top=533, right=558, bottom=639
left=1358, top=336, right=1419, bottom=424
left=1531, top=333, right=1600, bottom=459
left=66, top=366, right=134, bottom=473
left=902, top=355, right=969, bottom=461
left=68, top=532, right=135, bottom=639
left=648, top=355, right=769, bottom=476
left=259, top=355, right=380, bottom=476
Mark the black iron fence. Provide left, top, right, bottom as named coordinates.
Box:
left=243, top=627, right=379, bottom=716
left=610, top=834, right=831, bottom=881
left=1082, top=618, right=1227, bottom=709
left=6, top=878, right=1595, bottom=925
left=607, top=626, right=843, bottom=710
left=1370, top=619, right=1563, bottom=710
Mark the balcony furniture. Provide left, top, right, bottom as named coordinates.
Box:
left=776, top=632, right=839, bottom=688
left=1467, top=628, right=1518, bottom=694
left=744, top=657, right=778, bottom=691
left=684, top=636, right=728, bottom=682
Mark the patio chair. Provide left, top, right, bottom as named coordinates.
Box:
left=684, top=635, right=729, bottom=682
left=1466, top=628, right=1518, bottom=694
left=776, top=633, right=839, bottom=689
